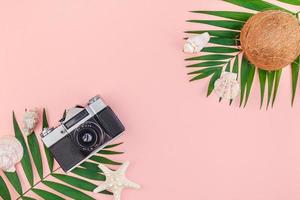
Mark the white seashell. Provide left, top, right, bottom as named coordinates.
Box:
left=183, top=32, right=210, bottom=54
left=214, top=72, right=240, bottom=100
left=0, top=136, right=23, bottom=172
left=23, top=109, right=39, bottom=135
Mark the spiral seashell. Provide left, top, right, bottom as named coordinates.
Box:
left=214, top=72, right=240, bottom=100
left=23, top=109, right=39, bottom=135
left=0, top=136, right=23, bottom=172
left=183, top=32, right=210, bottom=54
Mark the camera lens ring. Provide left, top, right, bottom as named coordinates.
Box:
left=74, top=121, right=105, bottom=152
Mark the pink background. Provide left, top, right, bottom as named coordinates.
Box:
left=0, top=0, right=300, bottom=200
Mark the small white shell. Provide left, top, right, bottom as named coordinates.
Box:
left=183, top=32, right=210, bottom=54
left=23, top=109, right=39, bottom=135
left=214, top=72, right=240, bottom=100
left=0, top=136, right=23, bottom=172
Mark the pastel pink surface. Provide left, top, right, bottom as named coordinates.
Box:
left=0, top=0, right=300, bottom=200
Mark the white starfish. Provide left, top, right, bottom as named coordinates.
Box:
left=93, top=161, right=140, bottom=200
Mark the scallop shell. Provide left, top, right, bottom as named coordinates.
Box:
left=214, top=72, right=240, bottom=100
left=23, top=109, right=39, bottom=135
left=183, top=32, right=210, bottom=54
left=0, top=136, right=23, bottom=172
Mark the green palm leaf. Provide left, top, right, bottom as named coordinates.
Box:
left=202, top=46, right=239, bottom=53
left=223, top=0, right=293, bottom=13
left=42, top=109, right=54, bottom=172
left=27, top=132, right=43, bottom=179
left=191, top=10, right=253, bottom=21
left=80, top=161, right=102, bottom=172
left=21, top=196, right=36, bottom=200
left=187, top=20, right=244, bottom=30
left=291, top=57, right=300, bottom=105
left=52, top=173, right=97, bottom=191
left=13, top=112, right=34, bottom=186
left=71, top=168, right=106, bottom=181
left=189, top=69, right=218, bottom=81
left=225, top=62, right=231, bottom=72
left=103, top=142, right=123, bottom=149
left=187, top=61, right=226, bottom=68
left=258, top=69, right=267, bottom=108
left=267, top=71, right=276, bottom=109
left=277, top=0, right=300, bottom=5
left=52, top=173, right=112, bottom=195
left=0, top=176, right=11, bottom=200
left=209, top=37, right=238, bottom=46
left=4, top=171, right=22, bottom=195
left=43, top=180, right=94, bottom=200
left=185, top=54, right=233, bottom=61
left=272, top=69, right=282, bottom=107
left=229, top=56, right=239, bottom=105
left=52, top=173, right=111, bottom=195
left=90, top=155, right=122, bottom=165
left=232, top=55, right=239, bottom=75
left=32, top=188, right=64, bottom=200
left=207, top=69, right=222, bottom=96
left=244, top=64, right=256, bottom=107
left=98, top=150, right=124, bottom=155
left=185, top=30, right=240, bottom=38
left=240, top=56, right=250, bottom=106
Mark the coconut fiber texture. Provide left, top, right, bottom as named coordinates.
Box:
left=240, top=10, right=300, bottom=71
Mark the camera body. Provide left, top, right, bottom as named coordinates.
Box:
left=41, top=96, right=125, bottom=172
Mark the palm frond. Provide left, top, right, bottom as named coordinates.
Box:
left=187, top=20, right=244, bottom=30
left=71, top=167, right=106, bottom=181
left=32, top=188, right=65, bottom=200
left=202, top=46, right=239, bottom=53
left=43, top=180, right=95, bottom=200
left=190, top=11, right=253, bottom=21
left=185, top=54, right=233, bottom=61
left=185, top=30, right=240, bottom=38
left=209, top=37, right=239, bottom=46
left=277, top=0, right=300, bottom=6
left=223, top=0, right=293, bottom=13
left=0, top=110, right=125, bottom=199
left=187, top=61, right=227, bottom=68
left=185, top=0, right=298, bottom=108
left=98, top=150, right=124, bottom=155
left=89, top=155, right=122, bottom=165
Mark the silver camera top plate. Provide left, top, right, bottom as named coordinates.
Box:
left=41, top=96, right=107, bottom=148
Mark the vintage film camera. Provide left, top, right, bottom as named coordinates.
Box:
left=41, top=96, right=125, bottom=172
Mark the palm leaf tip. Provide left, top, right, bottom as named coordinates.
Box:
left=291, top=57, right=300, bottom=106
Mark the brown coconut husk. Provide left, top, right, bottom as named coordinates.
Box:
left=240, top=10, right=300, bottom=71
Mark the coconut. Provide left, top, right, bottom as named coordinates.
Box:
left=240, top=10, right=300, bottom=71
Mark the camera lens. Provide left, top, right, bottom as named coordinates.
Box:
left=74, top=122, right=105, bottom=152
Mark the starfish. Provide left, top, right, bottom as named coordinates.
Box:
left=93, top=161, right=140, bottom=200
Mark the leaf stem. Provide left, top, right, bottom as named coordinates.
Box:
left=16, top=167, right=61, bottom=200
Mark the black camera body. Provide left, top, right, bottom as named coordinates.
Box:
left=41, top=96, right=125, bottom=172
